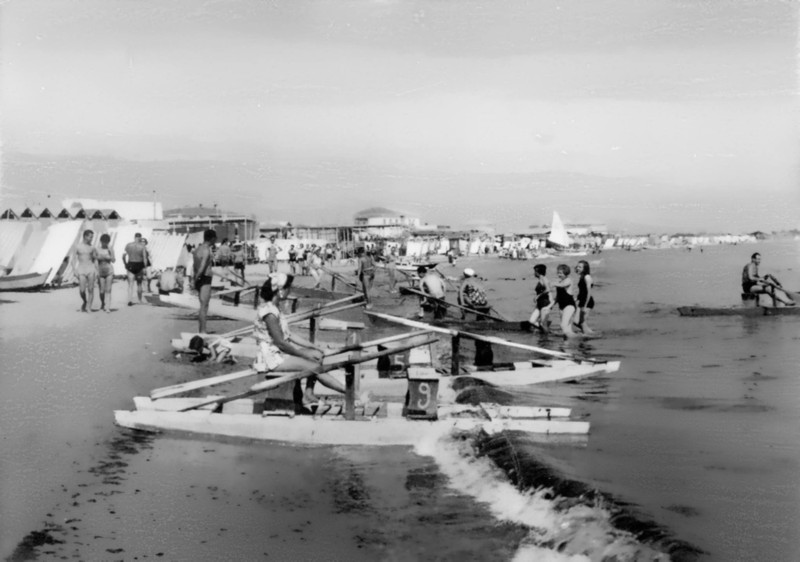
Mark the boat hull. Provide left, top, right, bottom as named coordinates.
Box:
left=677, top=306, right=800, bottom=317
left=0, top=270, right=51, bottom=292
left=115, top=398, right=589, bottom=446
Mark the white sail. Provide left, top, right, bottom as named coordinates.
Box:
left=548, top=211, right=572, bottom=247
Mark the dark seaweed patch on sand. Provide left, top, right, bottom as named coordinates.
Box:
left=7, top=526, right=65, bottom=561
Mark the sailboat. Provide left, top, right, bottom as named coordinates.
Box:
left=546, top=211, right=586, bottom=256
left=547, top=211, right=571, bottom=249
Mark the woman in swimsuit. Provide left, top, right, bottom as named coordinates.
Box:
left=96, top=233, right=116, bottom=312
left=573, top=260, right=595, bottom=334
left=528, top=263, right=553, bottom=333
left=552, top=264, right=577, bottom=338
left=254, top=273, right=346, bottom=407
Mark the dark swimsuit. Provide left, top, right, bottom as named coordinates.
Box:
left=194, top=274, right=213, bottom=291
left=577, top=276, right=595, bottom=309
left=126, top=262, right=145, bottom=276
left=535, top=281, right=550, bottom=309
left=555, top=286, right=576, bottom=310
left=741, top=264, right=757, bottom=293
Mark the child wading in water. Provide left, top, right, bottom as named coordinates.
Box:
left=528, top=263, right=553, bottom=333
left=552, top=263, right=577, bottom=338
left=573, top=260, right=595, bottom=334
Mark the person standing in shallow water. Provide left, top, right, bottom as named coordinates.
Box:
left=96, top=233, right=116, bottom=312
left=573, top=260, right=595, bottom=334
left=552, top=263, right=577, bottom=338
left=74, top=229, right=98, bottom=312
left=528, top=263, right=553, bottom=333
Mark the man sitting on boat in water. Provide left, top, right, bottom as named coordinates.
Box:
left=457, top=268, right=491, bottom=320
left=253, top=273, right=347, bottom=407
left=742, top=253, right=795, bottom=306
left=417, top=266, right=447, bottom=319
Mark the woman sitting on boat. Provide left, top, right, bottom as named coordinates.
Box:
left=528, top=264, right=553, bottom=333
left=254, top=273, right=347, bottom=406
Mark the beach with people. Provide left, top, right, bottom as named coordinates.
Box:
left=2, top=238, right=799, bottom=561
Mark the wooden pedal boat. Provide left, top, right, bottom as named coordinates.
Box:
left=114, top=397, right=589, bottom=446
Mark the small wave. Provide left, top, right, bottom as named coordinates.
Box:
left=416, top=431, right=703, bottom=561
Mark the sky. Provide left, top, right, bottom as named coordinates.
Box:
left=1, top=0, right=798, bottom=233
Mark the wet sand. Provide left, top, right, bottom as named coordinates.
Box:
left=0, top=276, right=523, bottom=561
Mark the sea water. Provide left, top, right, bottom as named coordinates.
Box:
left=1, top=239, right=798, bottom=561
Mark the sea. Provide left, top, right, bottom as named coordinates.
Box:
left=1, top=239, right=798, bottom=561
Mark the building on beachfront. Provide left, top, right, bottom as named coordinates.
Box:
left=163, top=205, right=258, bottom=240
left=354, top=207, right=421, bottom=228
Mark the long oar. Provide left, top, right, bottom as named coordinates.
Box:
left=151, top=368, right=259, bottom=400
left=365, top=311, right=580, bottom=361
left=322, top=330, right=435, bottom=357
left=156, top=331, right=434, bottom=400
left=399, top=286, right=506, bottom=323
left=179, top=336, right=439, bottom=412
left=320, top=266, right=360, bottom=291
left=179, top=295, right=364, bottom=342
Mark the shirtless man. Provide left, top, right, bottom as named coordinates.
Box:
left=742, top=252, right=795, bottom=306
left=418, top=266, right=447, bottom=319
left=74, top=229, right=98, bottom=312
left=193, top=229, right=217, bottom=334
left=123, top=232, right=149, bottom=306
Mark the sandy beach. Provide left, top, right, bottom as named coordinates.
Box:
left=3, top=242, right=800, bottom=561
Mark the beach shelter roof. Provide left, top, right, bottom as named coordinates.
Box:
left=57, top=207, right=75, bottom=219
left=63, top=198, right=163, bottom=220
left=1, top=208, right=20, bottom=220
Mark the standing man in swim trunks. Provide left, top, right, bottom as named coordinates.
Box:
left=193, top=229, right=217, bottom=334
left=74, top=229, right=98, bottom=312
left=123, top=232, right=149, bottom=306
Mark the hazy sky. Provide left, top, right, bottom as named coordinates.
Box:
left=1, top=0, right=798, bottom=232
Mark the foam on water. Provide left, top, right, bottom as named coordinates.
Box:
left=415, top=431, right=681, bottom=561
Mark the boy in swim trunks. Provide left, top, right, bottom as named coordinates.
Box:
left=193, top=229, right=217, bottom=334
left=74, top=229, right=98, bottom=312
left=123, top=232, right=149, bottom=306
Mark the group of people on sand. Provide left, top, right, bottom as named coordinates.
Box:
left=527, top=260, right=595, bottom=338
left=74, top=229, right=185, bottom=313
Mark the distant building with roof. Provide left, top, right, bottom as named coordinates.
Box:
left=353, top=207, right=420, bottom=228
left=163, top=204, right=258, bottom=240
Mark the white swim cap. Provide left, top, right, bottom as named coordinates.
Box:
left=463, top=268, right=476, bottom=277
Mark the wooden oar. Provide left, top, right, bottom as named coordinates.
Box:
left=365, top=311, right=579, bottom=361
left=179, top=336, right=439, bottom=412
left=214, top=285, right=256, bottom=298
left=156, top=331, right=436, bottom=401
left=320, top=266, right=360, bottom=291
left=151, top=368, right=259, bottom=400
left=322, top=330, right=435, bottom=357
left=323, top=332, right=436, bottom=363
left=399, top=286, right=506, bottom=322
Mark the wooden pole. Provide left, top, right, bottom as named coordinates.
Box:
left=451, top=334, right=461, bottom=376
left=345, top=329, right=360, bottom=420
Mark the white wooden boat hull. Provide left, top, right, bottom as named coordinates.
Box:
left=459, top=360, right=620, bottom=386
left=114, top=397, right=589, bottom=446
